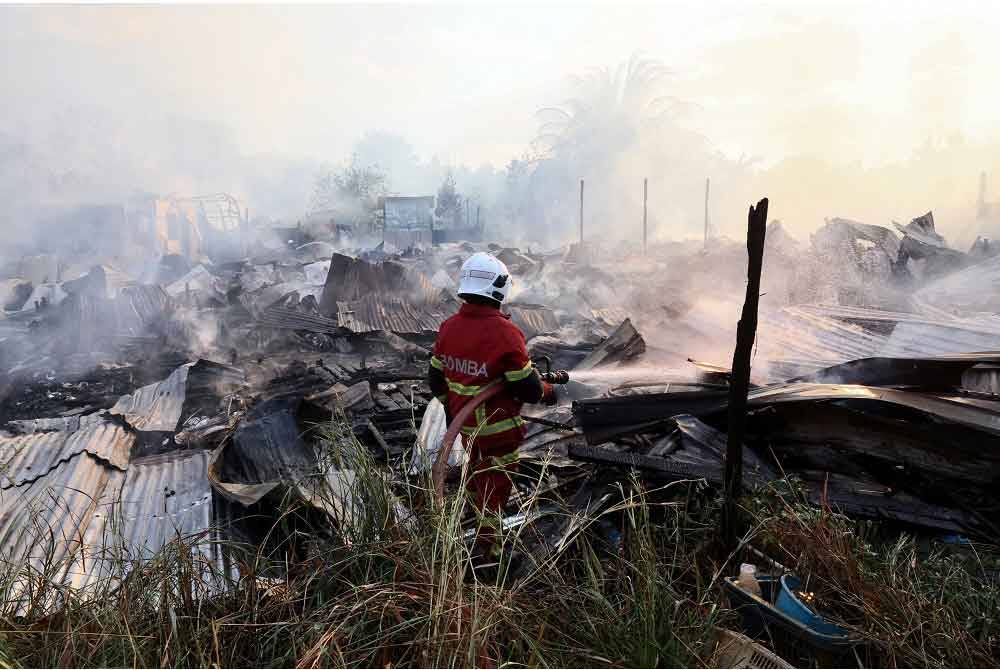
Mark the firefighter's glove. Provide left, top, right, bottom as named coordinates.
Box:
left=542, top=382, right=558, bottom=406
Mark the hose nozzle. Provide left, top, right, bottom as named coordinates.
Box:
left=540, top=369, right=570, bottom=385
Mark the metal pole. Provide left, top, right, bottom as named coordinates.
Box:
left=476, top=205, right=481, bottom=230
left=704, top=178, right=710, bottom=249
left=643, top=178, right=648, bottom=254
left=579, top=179, right=584, bottom=243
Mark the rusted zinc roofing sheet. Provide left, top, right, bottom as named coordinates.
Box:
left=0, top=418, right=132, bottom=488
left=336, top=295, right=448, bottom=334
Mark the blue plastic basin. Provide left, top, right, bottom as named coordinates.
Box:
left=775, top=574, right=848, bottom=637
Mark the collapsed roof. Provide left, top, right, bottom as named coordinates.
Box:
left=2, top=204, right=1000, bottom=606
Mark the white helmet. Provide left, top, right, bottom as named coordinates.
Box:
left=457, top=252, right=511, bottom=305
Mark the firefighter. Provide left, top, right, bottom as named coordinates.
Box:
left=428, top=252, right=555, bottom=557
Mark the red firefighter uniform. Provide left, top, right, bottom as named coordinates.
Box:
left=429, top=301, right=549, bottom=514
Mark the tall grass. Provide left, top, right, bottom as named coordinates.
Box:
left=0, top=419, right=722, bottom=668
left=2, top=420, right=995, bottom=668
left=748, top=482, right=1000, bottom=668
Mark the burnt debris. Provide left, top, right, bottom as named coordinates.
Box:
left=1, top=205, right=1000, bottom=601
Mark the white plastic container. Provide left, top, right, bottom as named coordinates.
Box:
left=737, top=562, right=763, bottom=598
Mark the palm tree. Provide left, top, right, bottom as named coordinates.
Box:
left=534, top=55, right=691, bottom=162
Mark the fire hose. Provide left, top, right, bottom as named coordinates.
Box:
left=431, top=357, right=570, bottom=503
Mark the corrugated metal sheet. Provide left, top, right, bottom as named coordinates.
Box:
left=759, top=306, right=888, bottom=365
left=591, top=307, right=632, bottom=330
left=183, top=359, right=247, bottom=419
left=917, top=254, right=1000, bottom=313
left=111, top=363, right=190, bottom=431
left=320, top=254, right=407, bottom=315
left=0, top=419, right=133, bottom=488
left=58, top=285, right=172, bottom=354
left=671, top=415, right=777, bottom=486
left=880, top=318, right=1000, bottom=357
left=165, top=265, right=220, bottom=297
left=747, top=382, right=1000, bottom=435
left=320, top=254, right=435, bottom=315
left=0, top=447, right=223, bottom=601
left=67, top=450, right=219, bottom=591
left=115, top=285, right=172, bottom=336
left=793, top=304, right=917, bottom=325
left=223, top=407, right=319, bottom=484
left=336, top=295, right=447, bottom=334
left=256, top=306, right=341, bottom=334
left=781, top=304, right=1000, bottom=359
left=0, top=452, right=124, bottom=601
left=822, top=218, right=901, bottom=260
left=963, top=364, right=1000, bottom=395
left=507, top=303, right=559, bottom=340
left=4, top=413, right=104, bottom=435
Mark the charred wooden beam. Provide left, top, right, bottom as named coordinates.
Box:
left=722, top=197, right=768, bottom=551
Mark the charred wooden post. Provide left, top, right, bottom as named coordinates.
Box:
left=722, top=197, right=768, bottom=551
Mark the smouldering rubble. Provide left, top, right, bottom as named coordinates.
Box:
left=1, top=206, right=1000, bottom=594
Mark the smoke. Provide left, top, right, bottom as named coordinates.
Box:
left=0, top=106, right=317, bottom=263
left=4, top=4, right=1000, bottom=263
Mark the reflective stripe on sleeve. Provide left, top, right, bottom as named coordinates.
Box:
left=504, top=362, right=534, bottom=382
left=446, top=377, right=501, bottom=397
left=447, top=380, right=484, bottom=396
left=429, top=355, right=443, bottom=370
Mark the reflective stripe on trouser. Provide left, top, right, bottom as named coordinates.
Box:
left=468, top=445, right=519, bottom=516
left=461, top=402, right=524, bottom=438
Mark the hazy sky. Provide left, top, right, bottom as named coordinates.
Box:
left=4, top=1, right=999, bottom=170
